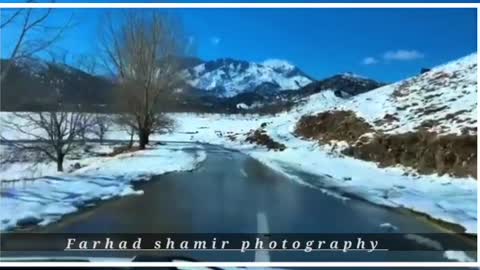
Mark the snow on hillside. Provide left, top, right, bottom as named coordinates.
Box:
left=184, top=58, right=313, bottom=97
left=340, top=72, right=369, bottom=80
left=286, top=53, right=477, bottom=136
left=333, top=54, right=477, bottom=135
left=262, top=59, right=297, bottom=72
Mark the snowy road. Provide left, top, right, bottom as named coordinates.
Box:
left=2, top=144, right=476, bottom=262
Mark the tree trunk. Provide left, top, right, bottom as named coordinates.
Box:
left=57, top=153, right=64, bottom=172
left=128, top=132, right=134, bottom=148
left=138, top=129, right=149, bottom=150
left=80, top=129, right=86, bottom=145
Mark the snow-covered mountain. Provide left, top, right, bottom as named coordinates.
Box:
left=183, top=58, right=313, bottom=97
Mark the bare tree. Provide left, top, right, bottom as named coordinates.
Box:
left=76, top=114, right=94, bottom=144
left=89, top=114, right=111, bottom=144
left=99, top=10, right=187, bottom=149
left=114, top=114, right=136, bottom=148
left=1, top=110, right=89, bottom=172
left=1, top=70, right=88, bottom=172
left=0, top=6, right=74, bottom=83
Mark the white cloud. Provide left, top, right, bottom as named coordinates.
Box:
left=210, top=36, right=221, bottom=46
left=383, top=50, right=424, bottom=61
left=362, top=57, right=378, bottom=65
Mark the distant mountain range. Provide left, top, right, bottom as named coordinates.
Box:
left=0, top=58, right=113, bottom=111
left=182, top=58, right=314, bottom=97
left=0, top=57, right=384, bottom=112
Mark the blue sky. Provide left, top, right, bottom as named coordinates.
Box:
left=1, top=8, right=477, bottom=82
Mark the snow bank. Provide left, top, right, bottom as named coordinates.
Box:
left=0, top=143, right=119, bottom=182
left=0, top=144, right=206, bottom=231
left=443, top=250, right=475, bottom=262
left=75, top=143, right=207, bottom=181
left=247, top=138, right=477, bottom=233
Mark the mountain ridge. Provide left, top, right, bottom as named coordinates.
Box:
left=1, top=56, right=384, bottom=112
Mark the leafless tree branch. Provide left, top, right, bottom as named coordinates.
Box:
left=0, top=6, right=75, bottom=83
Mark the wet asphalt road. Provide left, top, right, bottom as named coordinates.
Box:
left=2, top=143, right=476, bottom=264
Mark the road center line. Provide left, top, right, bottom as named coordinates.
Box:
left=255, top=211, right=271, bottom=262
left=240, top=168, right=248, bottom=178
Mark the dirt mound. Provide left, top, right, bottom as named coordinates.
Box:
left=342, top=131, right=477, bottom=178
left=295, top=110, right=373, bottom=144
left=295, top=110, right=476, bottom=178
left=245, top=129, right=286, bottom=151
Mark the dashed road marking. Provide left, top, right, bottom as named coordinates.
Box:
left=255, top=211, right=271, bottom=262
left=240, top=168, right=248, bottom=178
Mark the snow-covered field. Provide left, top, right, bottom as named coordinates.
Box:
left=0, top=143, right=206, bottom=231
left=0, top=143, right=122, bottom=182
